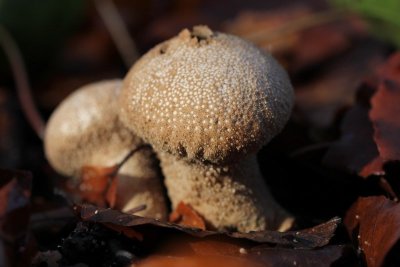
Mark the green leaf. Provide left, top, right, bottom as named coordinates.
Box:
left=332, top=0, right=400, bottom=46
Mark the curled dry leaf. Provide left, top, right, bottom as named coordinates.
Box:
left=77, top=204, right=340, bottom=249
left=169, top=201, right=206, bottom=230
left=322, top=84, right=384, bottom=177
left=324, top=52, right=400, bottom=178
left=75, top=203, right=345, bottom=267
left=345, top=196, right=400, bottom=267
left=0, top=168, right=36, bottom=267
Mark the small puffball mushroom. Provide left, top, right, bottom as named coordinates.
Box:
left=44, top=80, right=167, bottom=219
left=120, top=26, right=294, bottom=232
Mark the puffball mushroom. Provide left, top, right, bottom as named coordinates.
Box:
left=44, top=80, right=167, bottom=220
left=120, top=26, right=294, bottom=232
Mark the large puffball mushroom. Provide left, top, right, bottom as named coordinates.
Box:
left=120, top=26, right=294, bottom=232
left=44, top=80, right=167, bottom=219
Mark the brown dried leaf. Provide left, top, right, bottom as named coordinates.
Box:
left=136, top=239, right=350, bottom=267
left=78, top=204, right=339, bottom=249
left=169, top=201, right=206, bottom=230
left=0, top=168, right=36, bottom=267
left=323, top=53, right=400, bottom=177
left=322, top=85, right=384, bottom=177
left=136, top=255, right=262, bottom=267
left=345, top=196, right=400, bottom=267
left=370, top=53, right=400, bottom=162
left=69, top=165, right=118, bottom=207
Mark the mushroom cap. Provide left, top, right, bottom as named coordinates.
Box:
left=45, top=80, right=142, bottom=177
left=120, top=26, right=294, bottom=164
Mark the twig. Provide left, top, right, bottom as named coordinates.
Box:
left=0, top=25, right=45, bottom=139
left=103, top=144, right=151, bottom=208
left=244, top=9, right=346, bottom=45
left=93, top=0, right=139, bottom=68
left=113, top=144, right=152, bottom=175
left=125, top=204, right=147, bottom=214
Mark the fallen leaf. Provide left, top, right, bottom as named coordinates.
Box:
left=370, top=54, right=400, bottom=162
left=322, top=84, right=384, bottom=177
left=169, top=202, right=206, bottom=230
left=136, top=238, right=350, bottom=267
left=66, top=165, right=118, bottom=207
left=345, top=196, right=400, bottom=267
left=323, top=53, right=400, bottom=177
left=78, top=204, right=340, bottom=249
left=136, top=255, right=262, bottom=267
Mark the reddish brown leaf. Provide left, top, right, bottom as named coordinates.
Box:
left=136, top=240, right=350, bottom=267
left=105, top=176, right=118, bottom=209
left=345, top=196, right=400, bottom=267
left=70, top=165, right=118, bottom=207
left=189, top=240, right=352, bottom=267
left=370, top=56, right=400, bottom=162
left=189, top=239, right=248, bottom=256
left=78, top=204, right=339, bottom=249
left=136, top=255, right=262, bottom=267
left=324, top=53, right=400, bottom=179
left=169, top=202, right=206, bottom=230
left=0, top=169, right=36, bottom=267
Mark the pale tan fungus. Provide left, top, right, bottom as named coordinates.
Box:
left=44, top=80, right=167, bottom=219
left=160, top=152, right=293, bottom=231
left=120, top=26, right=294, bottom=231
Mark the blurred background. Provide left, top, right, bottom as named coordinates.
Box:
left=0, top=0, right=398, bottom=226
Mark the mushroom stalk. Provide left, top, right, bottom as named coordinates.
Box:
left=160, top=152, right=293, bottom=232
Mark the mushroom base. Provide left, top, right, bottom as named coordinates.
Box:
left=159, top=152, right=293, bottom=232
left=116, top=148, right=168, bottom=220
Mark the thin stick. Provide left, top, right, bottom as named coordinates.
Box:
left=112, top=144, right=152, bottom=175
left=125, top=204, right=147, bottom=214
left=0, top=25, right=45, bottom=139
left=93, top=0, right=139, bottom=68
left=103, top=144, right=151, bottom=209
